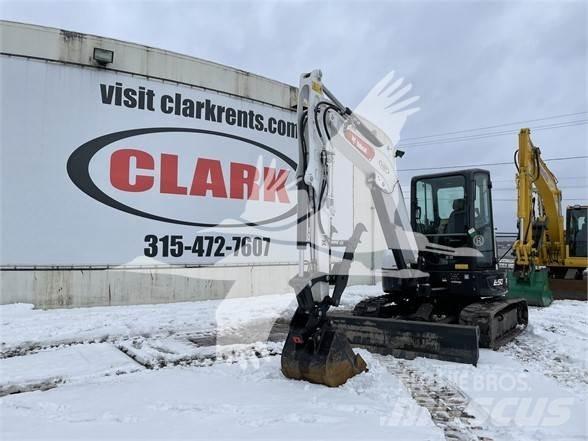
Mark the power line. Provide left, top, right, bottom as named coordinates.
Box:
left=403, top=196, right=587, bottom=203
left=398, top=155, right=588, bottom=172
left=397, top=119, right=588, bottom=148
left=400, top=111, right=588, bottom=142
left=400, top=178, right=588, bottom=186
left=491, top=176, right=588, bottom=182
left=493, top=184, right=588, bottom=191
left=493, top=198, right=587, bottom=202
left=398, top=118, right=587, bottom=148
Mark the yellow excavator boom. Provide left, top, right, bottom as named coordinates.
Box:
left=514, top=128, right=564, bottom=269
left=509, top=128, right=587, bottom=305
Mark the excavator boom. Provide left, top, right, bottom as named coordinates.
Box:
left=510, top=128, right=587, bottom=305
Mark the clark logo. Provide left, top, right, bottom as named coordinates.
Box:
left=67, top=128, right=297, bottom=227
left=109, top=150, right=290, bottom=202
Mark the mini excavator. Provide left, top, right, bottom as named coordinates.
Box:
left=281, top=70, right=528, bottom=387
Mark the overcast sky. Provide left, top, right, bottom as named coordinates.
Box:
left=1, top=0, right=587, bottom=231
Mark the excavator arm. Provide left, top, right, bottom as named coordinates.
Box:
left=282, top=70, right=428, bottom=386
left=510, top=128, right=587, bottom=304
left=514, top=128, right=564, bottom=271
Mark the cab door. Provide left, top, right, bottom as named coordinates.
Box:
left=471, top=172, right=496, bottom=268
left=567, top=206, right=588, bottom=258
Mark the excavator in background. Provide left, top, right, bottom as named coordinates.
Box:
left=509, top=128, right=588, bottom=306
left=281, top=70, right=528, bottom=387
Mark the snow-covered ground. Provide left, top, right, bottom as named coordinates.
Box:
left=410, top=350, right=587, bottom=441
left=0, top=285, right=381, bottom=357
left=1, top=289, right=586, bottom=440
left=502, top=300, right=588, bottom=392
left=0, top=293, right=295, bottom=357
left=0, top=351, right=443, bottom=440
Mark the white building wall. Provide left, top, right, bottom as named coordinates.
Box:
left=0, top=21, right=380, bottom=309
left=0, top=264, right=298, bottom=308
left=0, top=20, right=297, bottom=109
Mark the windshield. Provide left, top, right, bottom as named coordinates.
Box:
left=568, top=207, right=588, bottom=257
left=414, top=175, right=467, bottom=247
left=413, top=172, right=496, bottom=268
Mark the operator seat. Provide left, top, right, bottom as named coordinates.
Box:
left=446, top=198, right=466, bottom=235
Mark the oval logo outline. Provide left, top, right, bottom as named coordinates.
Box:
left=66, top=127, right=298, bottom=228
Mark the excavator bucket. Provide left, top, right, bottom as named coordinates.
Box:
left=507, top=269, right=553, bottom=307
left=281, top=308, right=367, bottom=387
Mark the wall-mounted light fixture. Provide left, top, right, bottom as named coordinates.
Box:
left=93, top=47, right=114, bottom=65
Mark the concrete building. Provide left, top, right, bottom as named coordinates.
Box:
left=0, top=21, right=381, bottom=308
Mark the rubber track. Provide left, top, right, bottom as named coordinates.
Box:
left=459, top=299, right=528, bottom=349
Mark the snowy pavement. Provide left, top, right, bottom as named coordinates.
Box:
left=0, top=293, right=295, bottom=357
left=0, top=343, right=143, bottom=396
left=0, top=352, right=444, bottom=440
left=0, top=285, right=382, bottom=357
left=409, top=350, right=587, bottom=441
left=501, top=300, right=588, bottom=393
left=0, top=289, right=586, bottom=440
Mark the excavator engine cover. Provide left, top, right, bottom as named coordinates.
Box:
left=281, top=308, right=367, bottom=387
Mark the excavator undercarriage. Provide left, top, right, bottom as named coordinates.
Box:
left=330, top=294, right=527, bottom=366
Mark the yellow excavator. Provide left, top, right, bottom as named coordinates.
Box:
left=509, top=128, right=588, bottom=306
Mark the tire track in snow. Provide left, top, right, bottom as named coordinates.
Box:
left=0, top=316, right=291, bottom=359
left=500, top=302, right=588, bottom=396
left=379, top=356, right=493, bottom=441
left=0, top=344, right=143, bottom=397
left=116, top=337, right=282, bottom=369
left=501, top=338, right=588, bottom=395
left=0, top=328, right=222, bottom=359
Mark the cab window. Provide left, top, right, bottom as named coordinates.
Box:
left=414, top=175, right=466, bottom=238
left=473, top=173, right=493, bottom=265
left=474, top=174, right=491, bottom=229
left=568, top=207, right=587, bottom=257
